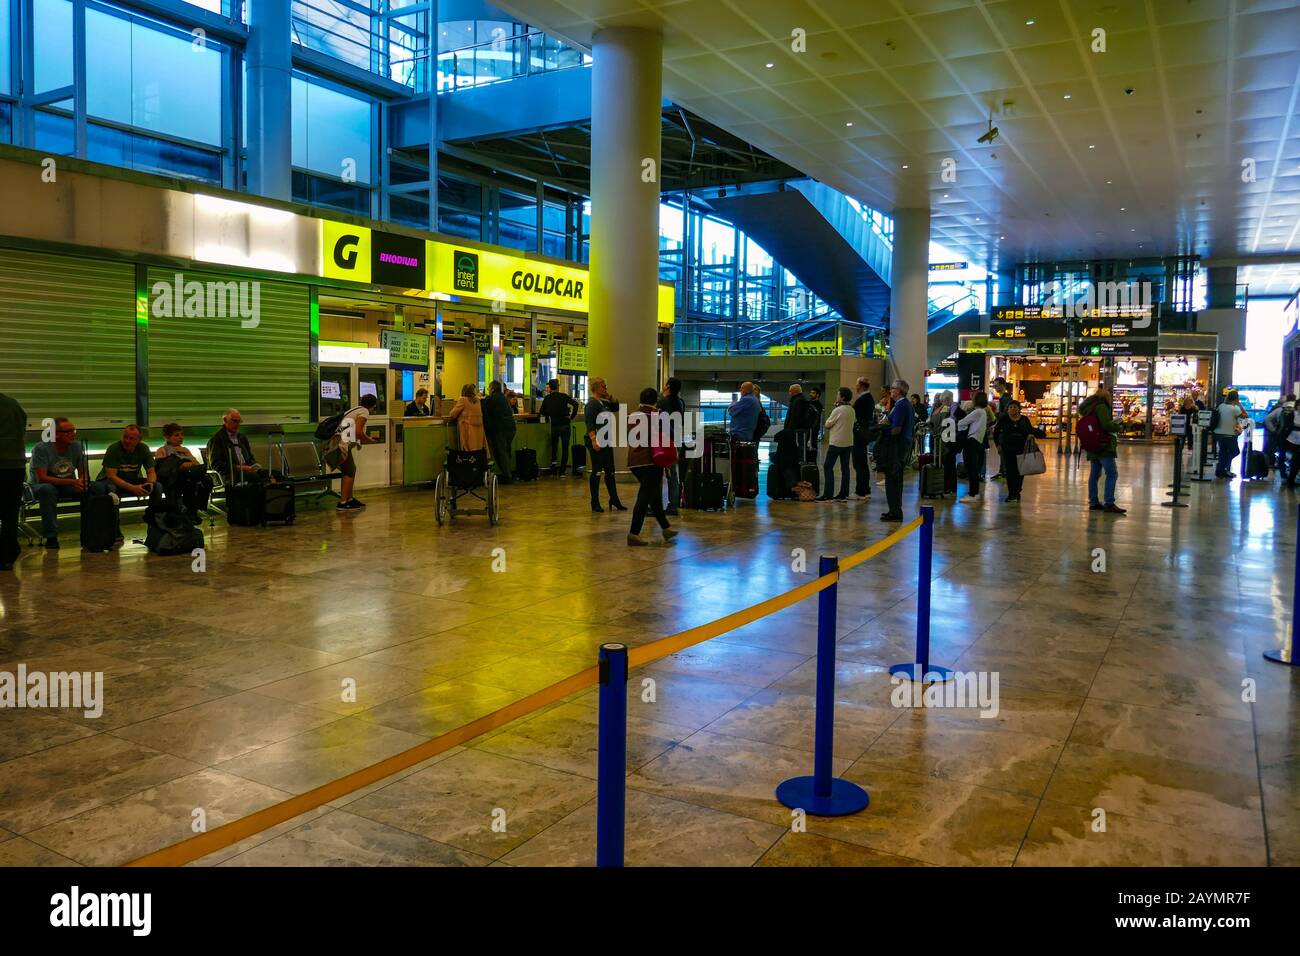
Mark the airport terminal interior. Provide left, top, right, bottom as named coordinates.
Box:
left=0, top=0, right=1297, bottom=872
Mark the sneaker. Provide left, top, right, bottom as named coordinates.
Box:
left=44, top=537, right=59, bottom=550
left=337, top=499, right=364, bottom=511
left=626, top=533, right=648, bottom=547
left=880, top=512, right=903, bottom=522
left=963, top=494, right=980, bottom=501
left=833, top=495, right=849, bottom=501
left=113, top=535, right=124, bottom=545
left=1103, top=504, right=1127, bottom=514
left=852, top=493, right=871, bottom=500
left=662, top=527, right=679, bottom=541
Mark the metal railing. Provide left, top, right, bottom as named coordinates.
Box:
left=675, top=319, right=885, bottom=357
left=432, top=30, right=590, bottom=93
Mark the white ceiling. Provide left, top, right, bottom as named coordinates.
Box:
left=492, top=0, right=1300, bottom=287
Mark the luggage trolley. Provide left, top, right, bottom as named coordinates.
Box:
left=434, top=447, right=499, bottom=526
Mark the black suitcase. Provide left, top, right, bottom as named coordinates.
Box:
left=263, top=481, right=295, bottom=524
left=225, top=481, right=265, bottom=526
left=800, top=462, right=819, bottom=489
left=697, top=472, right=726, bottom=510
left=515, top=448, right=539, bottom=481
left=920, top=463, right=947, bottom=498
left=80, top=495, right=118, bottom=552
left=683, top=469, right=700, bottom=509
left=1244, top=449, right=1270, bottom=480
left=570, top=443, right=586, bottom=475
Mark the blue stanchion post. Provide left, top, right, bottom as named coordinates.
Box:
left=596, top=642, right=628, bottom=866
left=890, top=506, right=955, bottom=683
left=775, top=555, right=870, bottom=816
left=1264, top=508, right=1300, bottom=666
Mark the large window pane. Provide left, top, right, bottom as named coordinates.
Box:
left=1, top=0, right=11, bottom=95
left=86, top=9, right=223, bottom=146
left=292, top=75, right=372, bottom=184
left=34, top=0, right=73, bottom=93
left=87, top=122, right=221, bottom=181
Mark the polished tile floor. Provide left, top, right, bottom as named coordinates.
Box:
left=0, top=441, right=1295, bottom=867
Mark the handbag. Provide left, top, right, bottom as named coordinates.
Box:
left=1016, top=437, right=1047, bottom=477
left=793, top=480, right=817, bottom=502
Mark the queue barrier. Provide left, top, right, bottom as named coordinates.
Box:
left=1265, top=506, right=1300, bottom=667
left=127, top=509, right=934, bottom=868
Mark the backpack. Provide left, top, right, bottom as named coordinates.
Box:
left=1208, top=406, right=1221, bottom=433
left=753, top=407, right=771, bottom=441
left=1076, top=406, right=1109, bottom=454
left=314, top=413, right=345, bottom=441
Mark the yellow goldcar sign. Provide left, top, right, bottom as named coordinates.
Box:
left=315, top=220, right=674, bottom=323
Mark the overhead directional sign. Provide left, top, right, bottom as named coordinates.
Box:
left=1075, top=319, right=1135, bottom=339
left=1070, top=339, right=1158, bottom=357
left=991, top=320, right=1070, bottom=340
left=960, top=335, right=1023, bottom=353
left=991, top=305, right=1062, bottom=321
left=1036, top=341, right=1067, bottom=356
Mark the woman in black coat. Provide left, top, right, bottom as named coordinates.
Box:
left=991, top=400, right=1047, bottom=502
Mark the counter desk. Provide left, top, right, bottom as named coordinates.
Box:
left=398, top=414, right=585, bottom=485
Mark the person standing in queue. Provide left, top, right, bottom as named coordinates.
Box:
left=0, top=392, right=27, bottom=571
left=930, top=391, right=960, bottom=495
left=817, top=387, right=855, bottom=502
left=727, top=382, right=761, bottom=440
left=991, top=401, right=1046, bottom=503
left=850, top=377, right=876, bottom=500
left=585, top=377, right=626, bottom=513
left=956, top=392, right=989, bottom=501
left=483, top=381, right=516, bottom=484
left=626, top=387, right=678, bottom=546
left=1285, top=401, right=1300, bottom=488
left=807, top=386, right=825, bottom=448
left=1077, top=387, right=1126, bottom=514
left=448, top=384, right=488, bottom=474
left=784, top=383, right=813, bottom=462
left=657, top=376, right=686, bottom=516
left=880, top=379, right=914, bottom=522
left=540, top=379, right=580, bottom=477
left=1213, top=389, right=1246, bottom=479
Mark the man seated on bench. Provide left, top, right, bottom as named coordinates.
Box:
left=28, top=417, right=110, bottom=550
left=207, top=408, right=271, bottom=486
left=97, top=424, right=156, bottom=544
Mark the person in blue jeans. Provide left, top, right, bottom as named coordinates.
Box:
left=28, top=418, right=110, bottom=549
left=816, top=387, right=855, bottom=501
left=1077, top=389, right=1126, bottom=514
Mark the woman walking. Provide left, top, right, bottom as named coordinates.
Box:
left=991, top=400, right=1046, bottom=502
left=627, top=387, right=678, bottom=546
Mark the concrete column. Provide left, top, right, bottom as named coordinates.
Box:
left=588, top=27, right=662, bottom=412
left=888, top=207, right=930, bottom=395
left=246, top=0, right=293, bottom=201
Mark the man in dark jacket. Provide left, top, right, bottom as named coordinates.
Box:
left=991, top=401, right=1046, bottom=503
left=1078, top=388, right=1125, bottom=514
left=207, top=408, right=263, bottom=486
left=851, top=377, right=875, bottom=499
left=0, top=392, right=27, bottom=571
left=584, top=377, right=625, bottom=513
left=540, top=379, right=579, bottom=477
left=784, top=383, right=814, bottom=463
left=483, top=380, right=516, bottom=484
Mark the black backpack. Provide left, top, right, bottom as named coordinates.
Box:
left=753, top=407, right=771, bottom=441
left=314, top=413, right=345, bottom=441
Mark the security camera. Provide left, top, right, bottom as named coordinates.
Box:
left=978, top=126, right=1000, bottom=145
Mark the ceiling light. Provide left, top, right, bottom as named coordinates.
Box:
left=845, top=121, right=854, bottom=127
left=1106, top=180, right=1113, bottom=184
left=1120, top=207, right=1126, bottom=211
left=943, top=193, right=949, bottom=198
left=902, top=164, right=909, bottom=169
left=765, top=62, right=774, bottom=68
left=1025, top=18, right=1036, bottom=25
left=1063, top=94, right=1072, bottom=100
left=1088, top=144, right=1095, bottom=149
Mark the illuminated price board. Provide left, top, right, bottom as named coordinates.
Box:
left=379, top=329, right=430, bottom=370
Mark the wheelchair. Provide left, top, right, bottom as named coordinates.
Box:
left=434, top=448, right=499, bottom=526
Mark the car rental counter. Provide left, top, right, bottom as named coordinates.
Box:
left=400, top=413, right=586, bottom=485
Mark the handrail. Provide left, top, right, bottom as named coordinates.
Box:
left=123, top=514, right=927, bottom=867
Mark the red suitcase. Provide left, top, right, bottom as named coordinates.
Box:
left=729, top=440, right=760, bottom=500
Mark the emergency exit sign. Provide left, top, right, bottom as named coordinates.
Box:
left=1035, top=341, right=1067, bottom=356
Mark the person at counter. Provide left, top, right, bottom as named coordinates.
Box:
left=483, top=381, right=516, bottom=485
left=540, top=379, right=579, bottom=477
left=449, top=384, right=488, bottom=476
left=1213, top=390, right=1246, bottom=479
left=506, top=390, right=521, bottom=415
left=585, top=377, right=625, bottom=513
left=28, top=417, right=110, bottom=549
left=404, top=388, right=433, bottom=417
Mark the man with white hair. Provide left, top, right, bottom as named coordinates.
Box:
left=206, top=408, right=262, bottom=485
left=851, top=377, right=876, bottom=499
left=880, top=378, right=914, bottom=522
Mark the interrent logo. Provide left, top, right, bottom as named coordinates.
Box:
left=150, top=272, right=261, bottom=329
left=890, top=670, right=1000, bottom=718
left=591, top=408, right=704, bottom=458
left=50, top=886, right=151, bottom=936
left=0, top=664, right=104, bottom=718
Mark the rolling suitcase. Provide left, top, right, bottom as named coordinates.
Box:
left=697, top=472, right=726, bottom=510
left=730, top=442, right=760, bottom=499
left=515, top=448, right=540, bottom=481
left=800, top=462, right=819, bottom=489
left=570, top=443, right=586, bottom=476
left=225, top=481, right=265, bottom=527
left=80, top=495, right=119, bottom=552
left=263, top=481, right=296, bottom=524
left=920, top=463, right=947, bottom=499
left=1244, top=448, right=1270, bottom=480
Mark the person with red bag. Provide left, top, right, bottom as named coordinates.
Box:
left=626, top=387, right=679, bottom=547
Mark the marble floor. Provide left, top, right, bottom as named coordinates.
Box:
left=0, top=441, right=1295, bottom=867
